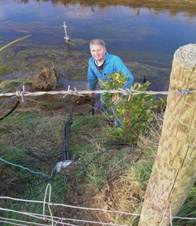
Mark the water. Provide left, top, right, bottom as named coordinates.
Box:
left=0, top=0, right=196, bottom=89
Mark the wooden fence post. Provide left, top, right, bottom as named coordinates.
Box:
left=138, top=44, right=196, bottom=226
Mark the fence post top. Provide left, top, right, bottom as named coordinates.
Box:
left=174, top=43, right=196, bottom=68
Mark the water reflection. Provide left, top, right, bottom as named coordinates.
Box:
left=0, top=0, right=196, bottom=90
left=14, top=0, right=196, bottom=16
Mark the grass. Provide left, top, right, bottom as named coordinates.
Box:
left=101, top=122, right=160, bottom=225
left=0, top=111, right=65, bottom=193
left=0, top=103, right=195, bottom=225
left=71, top=114, right=104, bottom=133
left=0, top=110, right=71, bottom=224
left=3, top=174, right=70, bottom=223
left=0, top=78, right=32, bottom=92
left=0, top=65, right=12, bottom=75
left=61, top=113, right=160, bottom=224
left=174, top=186, right=196, bottom=226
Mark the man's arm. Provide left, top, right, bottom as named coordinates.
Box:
left=87, top=62, right=98, bottom=90
left=114, top=56, right=134, bottom=89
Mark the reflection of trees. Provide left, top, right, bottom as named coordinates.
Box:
left=15, top=0, right=196, bottom=17
left=132, top=7, right=141, bottom=16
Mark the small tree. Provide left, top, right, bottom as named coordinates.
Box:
left=101, top=73, right=157, bottom=144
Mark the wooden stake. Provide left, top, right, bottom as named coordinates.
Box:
left=138, top=44, right=196, bottom=226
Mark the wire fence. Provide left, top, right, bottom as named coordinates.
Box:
left=0, top=86, right=195, bottom=109
left=1, top=87, right=196, bottom=225
left=0, top=88, right=194, bottom=97
left=0, top=191, right=196, bottom=226
left=1, top=34, right=195, bottom=225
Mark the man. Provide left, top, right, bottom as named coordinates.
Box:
left=87, top=39, right=134, bottom=91
left=87, top=39, right=134, bottom=126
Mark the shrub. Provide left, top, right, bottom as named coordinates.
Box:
left=101, top=73, right=157, bottom=144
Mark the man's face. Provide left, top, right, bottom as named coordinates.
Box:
left=90, top=44, right=106, bottom=62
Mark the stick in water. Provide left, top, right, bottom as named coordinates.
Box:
left=0, top=34, right=32, bottom=52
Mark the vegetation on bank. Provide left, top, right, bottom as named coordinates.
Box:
left=1, top=112, right=195, bottom=225
left=13, top=0, right=196, bottom=14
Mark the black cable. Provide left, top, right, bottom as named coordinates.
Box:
left=64, top=111, right=73, bottom=160
left=0, top=99, right=20, bottom=121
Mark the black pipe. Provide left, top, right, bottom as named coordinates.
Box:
left=0, top=99, right=20, bottom=121
left=63, top=112, right=73, bottom=160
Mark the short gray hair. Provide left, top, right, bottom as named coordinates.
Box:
left=89, top=39, right=106, bottom=48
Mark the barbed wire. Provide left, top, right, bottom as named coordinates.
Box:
left=0, top=86, right=196, bottom=105
left=0, top=89, right=168, bottom=98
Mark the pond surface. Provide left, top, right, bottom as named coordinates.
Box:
left=0, top=0, right=196, bottom=89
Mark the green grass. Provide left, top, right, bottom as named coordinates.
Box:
left=0, top=109, right=195, bottom=226
left=0, top=78, right=32, bottom=92
left=0, top=111, right=70, bottom=224
left=71, top=114, right=105, bottom=132
left=0, top=111, right=65, bottom=189
left=133, top=146, right=156, bottom=189
left=0, top=65, right=13, bottom=75
left=70, top=113, right=144, bottom=193
left=174, top=186, right=196, bottom=226
left=2, top=174, right=69, bottom=224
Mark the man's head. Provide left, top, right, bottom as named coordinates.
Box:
left=89, top=39, right=106, bottom=62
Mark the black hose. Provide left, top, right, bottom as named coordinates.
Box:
left=64, top=111, right=73, bottom=160
left=0, top=99, right=20, bottom=121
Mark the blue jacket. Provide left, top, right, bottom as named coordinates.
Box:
left=87, top=53, right=134, bottom=90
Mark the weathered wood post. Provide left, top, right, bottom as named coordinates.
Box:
left=138, top=44, right=196, bottom=226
